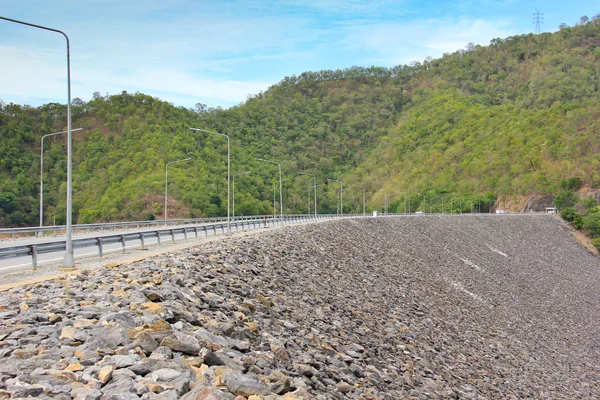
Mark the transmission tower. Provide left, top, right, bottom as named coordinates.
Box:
left=533, top=9, right=543, bottom=33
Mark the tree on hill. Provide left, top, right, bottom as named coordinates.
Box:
left=1, top=15, right=600, bottom=226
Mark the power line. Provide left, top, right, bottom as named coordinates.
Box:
left=533, top=9, right=543, bottom=33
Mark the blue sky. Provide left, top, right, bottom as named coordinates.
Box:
left=0, top=0, right=598, bottom=109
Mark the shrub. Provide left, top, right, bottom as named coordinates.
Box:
left=559, top=177, right=583, bottom=191
left=573, top=214, right=584, bottom=230
left=554, top=191, right=578, bottom=209
left=582, top=212, right=600, bottom=237
left=582, top=197, right=599, bottom=212
left=560, top=207, right=579, bottom=222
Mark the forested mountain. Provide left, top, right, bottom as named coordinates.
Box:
left=1, top=15, right=600, bottom=227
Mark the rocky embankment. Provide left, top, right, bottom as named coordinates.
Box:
left=1, top=215, right=600, bottom=399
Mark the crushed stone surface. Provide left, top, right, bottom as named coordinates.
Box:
left=0, top=215, right=599, bottom=399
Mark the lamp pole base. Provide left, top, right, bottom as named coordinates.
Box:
left=62, top=252, right=76, bottom=269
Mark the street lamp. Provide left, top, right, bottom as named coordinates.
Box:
left=232, top=171, right=251, bottom=217
left=256, top=158, right=283, bottom=221
left=40, top=128, right=82, bottom=228
left=430, top=196, right=443, bottom=214
left=384, top=190, right=388, bottom=214
left=401, top=192, right=408, bottom=214
left=327, top=179, right=343, bottom=215
left=1, top=16, right=75, bottom=267
left=449, top=196, right=463, bottom=214
left=351, top=184, right=366, bottom=216
left=309, top=184, right=323, bottom=216
left=408, top=193, right=425, bottom=214
left=391, top=191, right=408, bottom=214
left=271, top=179, right=288, bottom=220
left=298, top=172, right=317, bottom=217
left=190, top=128, right=231, bottom=234
left=164, top=158, right=191, bottom=220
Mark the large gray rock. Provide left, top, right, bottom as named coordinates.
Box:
left=6, top=383, right=45, bottom=397
left=160, top=332, right=201, bottom=355
left=224, top=372, right=269, bottom=397
left=150, top=368, right=181, bottom=382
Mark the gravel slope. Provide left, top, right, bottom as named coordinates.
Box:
left=1, top=215, right=599, bottom=399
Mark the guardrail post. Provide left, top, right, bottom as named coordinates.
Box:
left=183, top=228, right=188, bottom=241
left=213, top=225, right=217, bottom=236
left=140, top=233, right=146, bottom=250
left=98, top=238, right=103, bottom=257
left=156, top=231, right=161, bottom=246
left=31, top=245, right=38, bottom=270
left=121, top=235, right=126, bottom=253
left=194, top=227, right=198, bottom=238
left=170, top=230, right=175, bottom=243
left=203, top=226, right=208, bottom=237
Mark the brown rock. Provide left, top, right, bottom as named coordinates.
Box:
left=65, top=363, right=85, bottom=372
left=142, top=302, right=167, bottom=315
left=59, top=326, right=76, bottom=340
left=73, top=319, right=97, bottom=328
left=47, top=313, right=62, bottom=324
left=98, top=365, right=115, bottom=385
left=244, top=322, right=259, bottom=333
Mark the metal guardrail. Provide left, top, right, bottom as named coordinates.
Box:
left=0, top=214, right=284, bottom=240
left=0, top=213, right=362, bottom=271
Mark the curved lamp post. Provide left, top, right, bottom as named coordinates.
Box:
left=327, top=178, right=343, bottom=215
left=232, top=171, right=251, bottom=217
left=257, top=158, right=283, bottom=221
left=351, top=184, right=366, bottom=216
left=298, top=172, right=317, bottom=217
left=384, top=190, right=388, bottom=214
left=430, top=196, right=444, bottom=214
left=1, top=16, right=75, bottom=267
left=164, top=158, right=191, bottom=220
left=271, top=178, right=289, bottom=221
left=40, top=128, right=82, bottom=228
left=309, top=184, right=323, bottom=216
left=408, top=193, right=425, bottom=214
left=393, top=191, right=408, bottom=214
left=190, top=128, right=230, bottom=234
left=449, top=196, right=464, bottom=214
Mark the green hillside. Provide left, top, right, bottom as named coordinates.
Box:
left=1, top=15, right=600, bottom=227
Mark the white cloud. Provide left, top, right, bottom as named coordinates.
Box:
left=0, top=45, right=274, bottom=108
left=340, top=17, right=517, bottom=66
left=0, top=1, right=523, bottom=108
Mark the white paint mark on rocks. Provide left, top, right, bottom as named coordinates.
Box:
left=450, top=281, right=484, bottom=302
left=487, top=245, right=508, bottom=258
left=462, top=258, right=482, bottom=271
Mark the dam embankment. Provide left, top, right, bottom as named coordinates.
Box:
left=1, top=215, right=599, bottom=399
